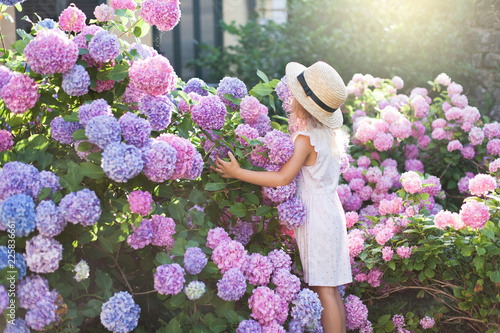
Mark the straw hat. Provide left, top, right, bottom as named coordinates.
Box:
left=286, top=61, right=347, bottom=129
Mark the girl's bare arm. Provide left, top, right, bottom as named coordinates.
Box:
left=211, top=135, right=313, bottom=187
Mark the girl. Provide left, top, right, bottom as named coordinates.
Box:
left=212, top=61, right=352, bottom=333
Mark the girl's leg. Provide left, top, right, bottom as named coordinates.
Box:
left=310, top=286, right=346, bottom=333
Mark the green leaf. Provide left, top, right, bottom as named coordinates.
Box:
left=78, top=48, right=89, bottom=55
left=228, top=202, right=246, bottom=218
left=99, top=237, right=114, bottom=253
left=424, top=268, right=435, bottom=278
left=80, top=162, right=105, bottom=179
left=378, top=314, right=391, bottom=325
left=115, top=8, right=135, bottom=18
left=81, top=299, right=102, bottom=317
left=189, top=189, right=207, bottom=204
left=72, top=129, right=88, bottom=141
left=95, top=269, right=113, bottom=291
left=86, top=152, right=102, bottom=164
left=256, top=69, right=269, bottom=83
left=76, top=141, right=93, bottom=152
left=242, top=193, right=259, bottom=206
left=223, top=309, right=240, bottom=324
left=155, top=252, right=172, bottom=265
left=251, top=82, right=273, bottom=96
left=37, top=187, right=51, bottom=201
left=168, top=200, right=185, bottom=221
left=170, top=292, right=186, bottom=307
left=490, top=270, right=500, bottom=283
left=256, top=205, right=271, bottom=216
left=107, top=64, right=130, bottom=81
left=170, top=238, right=187, bottom=256
left=205, top=182, right=226, bottom=191
left=388, top=261, right=395, bottom=270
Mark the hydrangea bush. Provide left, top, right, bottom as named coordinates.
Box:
left=0, top=2, right=498, bottom=333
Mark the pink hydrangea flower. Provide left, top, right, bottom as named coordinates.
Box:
left=128, top=190, right=153, bottom=216
left=405, top=159, right=424, bottom=173
left=487, top=139, right=500, bottom=156
left=468, top=174, right=497, bottom=196
left=435, top=73, right=451, bottom=86
left=390, top=118, right=412, bottom=140
left=458, top=173, right=474, bottom=194
left=484, top=122, right=500, bottom=140
left=243, top=253, right=273, bottom=286
left=396, top=246, right=413, bottom=259
left=434, top=210, right=462, bottom=229
left=417, top=135, right=431, bottom=149
left=381, top=106, right=402, bottom=124
left=420, top=316, right=435, bottom=329
left=345, top=211, right=359, bottom=228
left=451, top=94, right=468, bottom=108
left=357, top=156, right=371, bottom=169
left=447, top=140, right=463, bottom=152
left=154, top=263, right=185, bottom=295
left=0, top=130, right=14, bottom=152
left=129, top=55, right=177, bottom=96
left=411, top=95, right=429, bottom=118
left=240, top=95, right=262, bottom=122
left=391, top=76, right=404, bottom=90
left=489, top=158, right=500, bottom=173
left=442, top=101, right=452, bottom=112
left=462, top=106, right=480, bottom=124
left=212, top=240, right=247, bottom=273
left=375, top=227, right=395, bottom=246
left=206, top=227, right=231, bottom=249
left=349, top=178, right=366, bottom=192
left=469, top=126, right=484, bottom=146
left=355, top=121, right=378, bottom=144
left=141, top=0, right=181, bottom=31
left=459, top=201, right=490, bottom=230
left=374, top=132, right=394, bottom=152
left=1, top=73, right=39, bottom=114
left=110, top=0, right=137, bottom=10
left=348, top=229, right=365, bottom=258
left=400, top=171, right=422, bottom=194
left=248, top=286, right=279, bottom=325
left=366, top=167, right=382, bottom=183
left=432, top=119, right=447, bottom=129
left=445, top=107, right=463, bottom=121
left=447, top=82, right=463, bottom=96
left=345, top=295, right=369, bottom=330
left=94, top=4, right=115, bottom=22
left=382, top=247, right=393, bottom=261
left=58, top=5, right=86, bottom=33
left=367, top=267, right=383, bottom=288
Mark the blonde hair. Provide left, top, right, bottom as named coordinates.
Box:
left=289, top=97, right=350, bottom=155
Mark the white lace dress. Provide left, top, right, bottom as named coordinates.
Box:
left=291, top=128, right=353, bottom=287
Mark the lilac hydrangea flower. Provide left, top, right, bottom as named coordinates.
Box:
left=127, top=218, right=154, bottom=249
left=1, top=73, right=40, bottom=114
left=187, top=150, right=204, bottom=180
left=273, top=268, right=301, bottom=302
left=345, top=294, right=369, bottom=330
left=85, top=115, right=122, bottom=149
left=0, top=194, right=36, bottom=237
left=217, top=267, right=247, bottom=301
left=119, top=112, right=151, bottom=148
left=94, top=4, right=115, bottom=22
left=235, top=124, right=259, bottom=147
left=243, top=253, right=273, bottom=286
left=102, top=142, right=144, bottom=182
left=276, top=76, right=293, bottom=113
left=25, top=294, right=59, bottom=331
left=59, top=188, right=102, bottom=226
left=206, top=227, right=231, bottom=249
left=100, top=291, right=140, bottom=332
left=58, top=4, right=86, bottom=33
left=128, top=190, right=152, bottom=216
left=129, top=43, right=158, bottom=59
left=263, top=130, right=294, bottom=165
left=141, top=0, right=181, bottom=31
left=217, top=76, right=248, bottom=111
left=88, top=30, right=121, bottom=63
left=35, top=200, right=66, bottom=237
left=248, top=286, right=279, bottom=325
left=262, top=177, right=296, bottom=204
left=267, top=249, right=292, bottom=272
left=277, top=197, right=306, bottom=229
left=78, top=99, right=113, bottom=126
left=24, top=29, right=78, bottom=75
left=291, top=289, right=323, bottom=331
left=212, top=240, right=247, bottom=273
left=139, top=95, right=174, bottom=131
left=16, top=274, right=50, bottom=309
left=157, top=133, right=196, bottom=179
left=25, top=234, right=63, bottom=273
left=150, top=214, right=176, bottom=249
left=184, top=247, right=208, bottom=275
left=154, top=263, right=186, bottom=295
left=129, top=55, right=177, bottom=96
left=141, top=139, right=177, bottom=182
left=0, top=161, right=40, bottom=201
left=0, top=283, right=7, bottom=311
left=122, top=85, right=146, bottom=104
left=3, top=318, right=30, bottom=333
left=0, top=65, right=13, bottom=92
left=228, top=219, right=254, bottom=245
left=183, top=77, right=209, bottom=96
left=38, top=170, right=62, bottom=196
left=191, top=95, right=227, bottom=130
left=62, top=64, right=90, bottom=96
left=184, top=281, right=206, bottom=300
left=50, top=116, right=83, bottom=144
left=237, top=319, right=263, bottom=333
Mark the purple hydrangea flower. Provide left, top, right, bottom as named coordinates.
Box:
left=85, top=115, right=122, bottom=149
left=289, top=320, right=305, bottom=333
left=237, top=319, right=263, bottom=333
left=38, top=170, right=62, bottom=196
left=0, top=65, right=13, bottom=92
left=24, top=29, right=78, bottom=75
left=141, top=139, right=177, bottom=182
left=263, top=130, right=294, bottom=165
left=276, top=76, right=293, bottom=113
left=243, top=253, right=273, bottom=286
left=118, top=112, right=151, bottom=148
left=4, top=318, right=30, bottom=333
left=139, top=95, right=174, bottom=131
left=127, top=218, right=154, bottom=249
left=141, top=0, right=181, bottom=31
left=17, top=274, right=51, bottom=310
left=128, top=190, right=152, bottom=216
left=1, top=73, right=40, bottom=114
left=0, top=194, right=36, bottom=237
left=184, top=281, right=206, bottom=300
left=150, top=214, right=176, bottom=249
left=291, top=289, right=323, bottom=331
left=0, top=161, right=40, bottom=201
left=100, top=291, right=140, bottom=332
left=248, top=113, right=272, bottom=136
left=216, top=76, right=248, bottom=111
left=184, top=247, right=207, bottom=275
left=206, top=227, right=231, bottom=249
left=59, top=188, right=102, bottom=226
left=62, top=64, right=90, bottom=96
left=154, top=263, right=186, bottom=295
left=267, top=249, right=292, bottom=272
left=25, top=293, right=59, bottom=331
left=228, top=219, right=254, bottom=245
left=235, top=124, right=259, bottom=147
left=273, top=268, right=301, bottom=302
left=183, top=77, right=209, bottom=96
left=101, top=142, right=144, bottom=182
left=26, top=234, right=63, bottom=273
left=0, top=283, right=7, bottom=311
left=191, top=95, right=227, bottom=130
left=78, top=99, right=113, bottom=126
left=217, top=267, right=247, bottom=301
left=187, top=150, right=204, bottom=180
left=35, top=200, right=66, bottom=237
left=50, top=116, right=83, bottom=144
left=345, top=294, right=369, bottom=330
left=262, top=180, right=296, bottom=203
left=88, top=30, right=121, bottom=63
left=277, top=197, right=306, bottom=229
left=157, top=133, right=196, bottom=179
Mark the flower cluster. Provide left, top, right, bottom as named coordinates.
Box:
left=59, top=189, right=102, bottom=226
left=88, top=30, right=121, bottom=63
left=290, top=289, right=323, bottom=331
left=129, top=55, right=177, bottom=96
left=74, top=259, right=90, bottom=282
left=139, top=95, right=174, bottom=131
left=25, top=235, right=63, bottom=273
left=101, top=140, right=144, bottom=183
left=277, top=197, right=306, bottom=229
left=50, top=117, right=82, bottom=144
left=100, top=291, right=140, bottom=332
left=217, top=76, right=248, bottom=110
left=0, top=246, right=26, bottom=279
left=1, top=73, right=40, bottom=114
left=128, top=190, right=153, bottom=216
left=217, top=267, right=247, bottom=301
left=35, top=200, right=66, bottom=237
left=345, top=294, right=369, bottom=330
left=0, top=194, right=36, bottom=237
left=141, top=139, right=177, bottom=182
left=183, top=77, right=209, bottom=96
left=141, top=0, right=181, bottom=31
left=212, top=240, right=247, bottom=273
left=191, top=95, right=227, bottom=130
left=243, top=253, right=273, bottom=286
left=62, top=64, right=91, bottom=96
left=184, top=247, right=208, bottom=275
left=85, top=115, right=122, bottom=149
left=119, top=112, right=151, bottom=148
left=184, top=281, right=206, bottom=300
left=58, top=5, right=86, bottom=33
left=154, top=263, right=186, bottom=295
left=94, top=4, right=115, bottom=22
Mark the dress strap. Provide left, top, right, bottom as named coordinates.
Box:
left=291, top=130, right=320, bottom=153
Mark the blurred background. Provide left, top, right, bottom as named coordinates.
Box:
left=2, top=0, right=500, bottom=118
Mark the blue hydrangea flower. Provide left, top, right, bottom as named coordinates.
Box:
left=0, top=246, right=26, bottom=279
left=3, top=318, right=31, bottom=333
left=0, top=161, right=40, bottom=201
left=36, top=18, right=56, bottom=30
left=183, top=247, right=207, bottom=275
left=15, top=252, right=27, bottom=279
left=38, top=170, right=62, bottom=197
left=288, top=320, right=305, bottom=333
left=141, top=139, right=177, bottom=183
left=217, top=268, right=246, bottom=301
left=35, top=200, right=66, bottom=237
left=236, top=319, right=263, bottom=333
left=62, top=64, right=90, bottom=96
left=0, top=194, right=36, bottom=237
left=59, top=188, right=101, bottom=227
left=0, top=285, right=9, bottom=311
left=118, top=112, right=151, bottom=148
left=184, top=281, right=206, bottom=300
left=50, top=116, right=83, bottom=145
left=100, top=291, right=140, bottom=333
left=24, top=293, right=59, bottom=330
left=101, top=142, right=144, bottom=183
left=85, top=115, right=121, bottom=149
left=88, top=30, right=121, bottom=63
left=291, top=289, right=323, bottom=331
left=216, top=76, right=247, bottom=111
left=78, top=99, right=113, bottom=126
left=183, top=78, right=209, bottom=96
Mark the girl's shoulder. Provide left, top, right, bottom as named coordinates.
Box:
left=291, top=130, right=321, bottom=152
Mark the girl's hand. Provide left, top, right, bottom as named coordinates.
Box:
left=211, top=152, right=241, bottom=179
